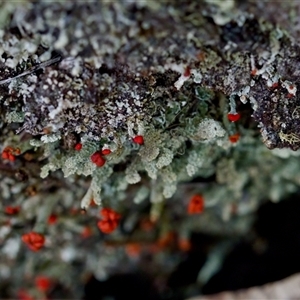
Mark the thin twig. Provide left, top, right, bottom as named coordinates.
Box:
left=0, top=56, right=62, bottom=85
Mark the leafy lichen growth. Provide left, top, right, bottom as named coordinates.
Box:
left=2, top=1, right=300, bottom=298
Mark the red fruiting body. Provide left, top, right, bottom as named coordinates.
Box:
left=4, top=206, right=20, bottom=215
left=184, top=67, right=191, bottom=77
left=227, top=112, right=241, bottom=122
left=74, top=143, right=82, bottom=151
left=125, top=243, right=142, bottom=257
left=251, top=69, right=257, bottom=76
left=90, top=151, right=106, bottom=167
left=188, top=194, right=204, bottom=214
left=97, top=219, right=119, bottom=234
left=132, top=135, right=144, bottom=145
left=17, top=290, right=35, bottom=300
left=1, top=151, right=9, bottom=160
left=101, top=148, right=111, bottom=155
left=229, top=133, right=240, bottom=143
left=8, top=153, right=15, bottom=161
left=81, top=226, right=92, bottom=238
left=47, top=214, right=58, bottom=225
left=98, top=207, right=121, bottom=234
left=35, top=276, right=51, bottom=292
left=1, top=146, right=20, bottom=161
left=21, top=232, right=45, bottom=251
left=2, top=150, right=15, bottom=161
left=100, top=207, right=121, bottom=221
left=178, top=238, right=192, bottom=252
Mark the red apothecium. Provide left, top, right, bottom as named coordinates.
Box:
left=227, top=112, right=241, bottom=122
left=21, top=232, right=45, bottom=251
left=97, top=208, right=121, bottom=234
left=90, top=151, right=106, bottom=167
left=132, top=135, right=144, bottom=145
left=188, top=194, right=204, bottom=214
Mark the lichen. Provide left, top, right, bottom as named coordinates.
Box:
left=2, top=1, right=300, bottom=298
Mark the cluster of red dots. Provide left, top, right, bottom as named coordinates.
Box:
left=1, top=146, right=20, bottom=161
left=74, top=135, right=144, bottom=168
left=90, top=151, right=106, bottom=167
left=97, top=207, right=121, bottom=234
left=227, top=112, right=241, bottom=143
left=21, top=232, right=45, bottom=251
left=4, top=206, right=20, bottom=215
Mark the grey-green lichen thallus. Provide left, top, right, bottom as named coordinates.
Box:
left=1, top=1, right=300, bottom=298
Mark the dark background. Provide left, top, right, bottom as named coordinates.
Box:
left=83, top=193, right=300, bottom=300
